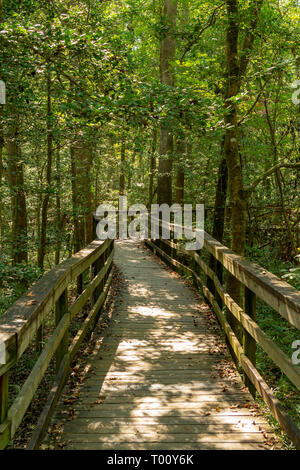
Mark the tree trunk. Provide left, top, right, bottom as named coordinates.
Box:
left=0, top=103, right=3, bottom=246
left=224, top=0, right=247, bottom=339
left=208, top=152, right=228, bottom=302
left=264, top=98, right=297, bottom=258
left=6, top=123, right=28, bottom=265
left=38, top=73, right=53, bottom=269
left=72, top=137, right=93, bottom=249
left=55, top=149, right=61, bottom=265
left=175, top=138, right=185, bottom=205
left=157, top=0, right=177, bottom=206
left=70, top=146, right=80, bottom=252
left=119, top=139, right=126, bottom=196
left=148, top=127, right=157, bottom=208
left=0, top=2, right=4, bottom=247
left=222, top=0, right=263, bottom=358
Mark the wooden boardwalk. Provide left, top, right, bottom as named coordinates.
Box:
left=44, top=240, right=275, bottom=450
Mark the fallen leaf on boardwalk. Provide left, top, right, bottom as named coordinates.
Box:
left=216, top=406, right=221, bottom=412
left=58, top=442, right=67, bottom=448
left=26, top=300, right=38, bottom=305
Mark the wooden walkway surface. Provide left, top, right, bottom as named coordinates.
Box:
left=44, top=240, right=276, bottom=450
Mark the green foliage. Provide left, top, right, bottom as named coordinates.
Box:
left=0, top=260, right=43, bottom=316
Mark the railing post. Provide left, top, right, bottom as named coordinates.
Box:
left=36, top=324, right=44, bottom=354
left=55, top=289, right=68, bottom=373
left=93, top=250, right=107, bottom=327
left=93, top=216, right=98, bottom=240
left=92, top=256, right=102, bottom=306
left=192, top=253, right=199, bottom=289
left=0, top=372, right=9, bottom=424
left=77, top=273, right=83, bottom=296
left=243, top=287, right=256, bottom=397
left=104, top=247, right=109, bottom=284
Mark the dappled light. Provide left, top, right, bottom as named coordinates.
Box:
left=44, top=240, right=275, bottom=450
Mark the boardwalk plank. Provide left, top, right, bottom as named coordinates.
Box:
left=44, top=240, right=276, bottom=450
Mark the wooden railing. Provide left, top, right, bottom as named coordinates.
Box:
left=145, top=221, right=300, bottom=449
left=0, top=238, right=114, bottom=450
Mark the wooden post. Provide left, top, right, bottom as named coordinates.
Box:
left=170, top=229, right=174, bottom=263
left=103, top=250, right=108, bottom=284
left=77, top=273, right=83, bottom=296
left=94, top=252, right=106, bottom=327
left=192, top=254, right=198, bottom=289
left=116, top=210, right=119, bottom=239
left=92, top=257, right=102, bottom=306
left=36, top=324, right=44, bottom=354
left=0, top=372, right=9, bottom=424
left=243, top=287, right=256, bottom=397
left=93, top=216, right=97, bottom=240
left=55, top=289, right=68, bottom=373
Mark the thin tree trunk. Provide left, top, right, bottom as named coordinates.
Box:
left=119, top=139, right=126, bottom=196
left=55, top=150, right=61, bottom=265
left=174, top=1, right=189, bottom=208
left=72, top=137, right=93, bottom=248
left=264, top=98, right=296, bottom=257
left=0, top=2, right=4, bottom=247
left=6, top=122, right=28, bottom=265
left=208, top=151, right=228, bottom=303
left=0, top=103, right=3, bottom=246
left=175, top=138, right=185, bottom=205
left=148, top=128, right=157, bottom=208
left=70, top=145, right=81, bottom=253
left=38, top=73, right=53, bottom=269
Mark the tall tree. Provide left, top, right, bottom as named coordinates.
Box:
left=224, top=0, right=263, bottom=314
left=157, top=0, right=177, bottom=205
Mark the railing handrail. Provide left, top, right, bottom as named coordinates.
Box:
left=0, top=238, right=114, bottom=450
left=203, top=232, right=300, bottom=329
left=0, top=239, right=111, bottom=373
left=145, top=224, right=300, bottom=449
left=148, top=216, right=300, bottom=330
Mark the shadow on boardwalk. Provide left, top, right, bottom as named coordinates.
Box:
left=43, top=240, right=279, bottom=450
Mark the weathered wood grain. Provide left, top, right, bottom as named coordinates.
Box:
left=44, top=240, right=274, bottom=451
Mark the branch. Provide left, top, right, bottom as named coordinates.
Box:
left=238, top=83, right=266, bottom=125
left=179, top=3, right=225, bottom=63
left=248, top=162, right=300, bottom=194
left=237, top=0, right=264, bottom=91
